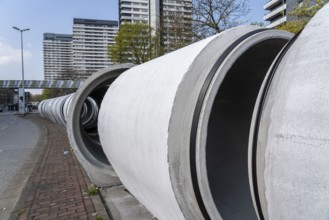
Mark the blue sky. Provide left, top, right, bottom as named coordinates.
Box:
left=0, top=0, right=266, bottom=94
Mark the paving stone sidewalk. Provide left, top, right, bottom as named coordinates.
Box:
left=11, top=115, right=109, bottom=220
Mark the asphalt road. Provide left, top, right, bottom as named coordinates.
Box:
left=0, top=111, right=43, bottom=219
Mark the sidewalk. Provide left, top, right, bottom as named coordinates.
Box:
left=10, top=115, right=109, bottom=220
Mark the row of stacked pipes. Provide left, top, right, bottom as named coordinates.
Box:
left=38, top=5, right=329, bottom=220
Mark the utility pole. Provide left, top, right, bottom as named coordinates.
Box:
left=13, top=26, right=30, bottom=115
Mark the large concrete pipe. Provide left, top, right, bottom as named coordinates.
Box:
left=38, top=94, right=74, bottom=127
left=44, top=97, right=58, bottom=123
left=98, top=26, right=293, bottom=219
left=52, top=94, right=72, bottom=126
left=66, top=64, right=134, bottom=187
left=80, top=97, right=99, bottom=130
left=63, top=94, right=74, bottom=122
left=38, top=100, right=46, bottom=117
left=50, top=97, right=63, bottom=124
left=249, top=4, right=329, bottom=220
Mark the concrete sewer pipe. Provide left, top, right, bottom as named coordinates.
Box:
left=38, top=64, right=135, bottom=187
left=98, top=26, right=293, bottom=220
left=66, top=64, right=135, bottom=187
left=38, top=94, right=73, bottom=126
left=38, top=5, right=329, bottom=218
left=39, top=93, right=99, bottom=128
left=249, top=4, right=329, bottom=220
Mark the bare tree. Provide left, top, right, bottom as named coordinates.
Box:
left=160, top=10, right=193, bottom=53
left=55, top=68, right=90, bottom=81
left=158, top=0, right=193, bottom=53
left=191, top=0, right=250, bottom=40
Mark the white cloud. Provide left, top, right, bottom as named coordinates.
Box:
left=0, top=40, right=32, bottom=65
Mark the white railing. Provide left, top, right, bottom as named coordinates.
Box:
left=264, top=3, right=286, bottom=20
left=264, top=0, right=282, bottom=10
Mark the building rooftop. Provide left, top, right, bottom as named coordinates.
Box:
left=43, top=33, right=72, bottom=41
left=73, top=18, right=118, bottom=26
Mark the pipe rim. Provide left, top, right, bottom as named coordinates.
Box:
left=66, top=64, right=135, bottom=186
left=195, top=30, right=293, bottom=220
left=248, top=31, right=302, bottom=219
left=167, top=26, right=262, bottom=220
left=167, top=26, right=293, bottom=220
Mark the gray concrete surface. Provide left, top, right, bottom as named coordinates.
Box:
left=66, top=65, right=134, bottom=187
left=101, top=185, right=156, bottom=220
left=0, top=111, right=45, bottom=220
left=98, top=26, right=292, bottom=220
left=254, top=4, right=329, bottom=220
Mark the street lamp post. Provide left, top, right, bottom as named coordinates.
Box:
left=13, top=26, right=30, bottom=115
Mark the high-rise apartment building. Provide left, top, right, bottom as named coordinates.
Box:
left=158, top=0, right=192, bottom=52
left=263, top=0, right=303, bottom=28
left=72, top=18, right=119, bottom=77
left=119, top=0, right=149, bottom=23
left=43, top=33, right=73, bottom=80
left=119, top=0, right=192, bottom=53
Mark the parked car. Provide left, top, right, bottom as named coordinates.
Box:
left=0, top=107, right=3, bottom=112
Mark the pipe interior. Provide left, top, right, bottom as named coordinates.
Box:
left=79, top=79, right=116, bottom=165
left=205, top=39, right=288, bottom=219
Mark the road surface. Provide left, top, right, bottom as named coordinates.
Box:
left=0, top=111, right=44, bottom=219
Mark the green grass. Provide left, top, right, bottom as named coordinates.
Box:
left=16, top=207, right=25, bottom=219
left=95, top=214, right=104, bottom=220
left=87, top=183, right=98, bottom=196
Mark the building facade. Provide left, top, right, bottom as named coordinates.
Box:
left=263, top=0, right=304, bottom=28
left=119, top=0, right=192, bottom=53
left=72, top=18, right=119, bottom=77
left=43, top=33, right=73, bottom=80
left=158, top=0, right=192, bottom=53
left=119, top=0, right=149, bottom=24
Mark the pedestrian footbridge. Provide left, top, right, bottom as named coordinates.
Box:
left=0, top=80, right=83, bottom=89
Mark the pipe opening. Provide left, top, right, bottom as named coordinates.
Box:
left=203, top=39, right=288, bottom=219
left=78, top=80, right=116, bottom=165
left=68, top=65, right=134, bottom=186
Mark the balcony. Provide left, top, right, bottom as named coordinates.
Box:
left=264, top=0, right=283, bottom=10
left=263, top=3, right=286, bottom=21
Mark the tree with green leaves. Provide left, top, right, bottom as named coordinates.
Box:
left=250, top=21, right=265, bottom=27
left=40, top=89, right=76, bottom=100
left=30, top=94, right=42, bottom=102
left=109, top=23, right=163, bottom=64
left=277, top=0, right=329, bottom=33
